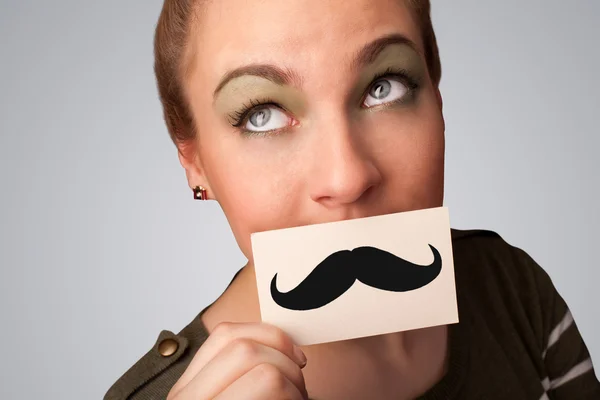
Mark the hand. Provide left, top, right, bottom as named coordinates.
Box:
left=166, top=322, right=309, bottom=400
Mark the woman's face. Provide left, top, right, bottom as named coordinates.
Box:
left=182, top=0, right=445, bottom=262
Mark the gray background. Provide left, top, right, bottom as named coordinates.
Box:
left=0, top=1, right=598, bottom=398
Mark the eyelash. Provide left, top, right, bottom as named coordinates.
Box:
left=367, top=67, right=420, bottom=100
left=228, top=97, right=281, bottom=128
left=227, top=67, right=421, bottom=129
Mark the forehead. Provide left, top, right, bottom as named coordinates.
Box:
left=189, top=0, right=422, bottom=88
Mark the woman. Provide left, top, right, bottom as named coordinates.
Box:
left=104, top=0, right=600, bottom=399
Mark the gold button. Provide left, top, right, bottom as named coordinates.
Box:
left=158, top=338, right=179, bottom=357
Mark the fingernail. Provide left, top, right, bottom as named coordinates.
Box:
left=293, top=345, right=307, bottom=367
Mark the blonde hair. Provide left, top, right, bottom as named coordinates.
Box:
left=154, top=0, right=441, bottom=144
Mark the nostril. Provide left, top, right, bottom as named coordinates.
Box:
left=361, top=181, right=380, bottom=202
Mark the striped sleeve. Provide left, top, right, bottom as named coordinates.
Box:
left=520, top=250, right=600, bottom=399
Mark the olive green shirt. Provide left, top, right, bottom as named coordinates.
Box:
left=104, top=229, right=600, bottom=399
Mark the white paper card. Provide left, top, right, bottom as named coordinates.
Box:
left=251, top=206, right=458, bottom=346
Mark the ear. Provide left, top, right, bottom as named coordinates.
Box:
left=177, top=139, right=213, bottom=199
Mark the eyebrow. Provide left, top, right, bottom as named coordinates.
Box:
left=213, top=33, right=419, bottom=98
left=351, top=33, right=420, bottom=71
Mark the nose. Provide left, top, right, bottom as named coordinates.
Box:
left=309, top=118, right=382, bottom=208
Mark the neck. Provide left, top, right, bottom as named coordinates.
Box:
left=202, top=262, right=261, bottom=328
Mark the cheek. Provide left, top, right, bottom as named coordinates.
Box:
left=406, top=108, right=445, bottom=205
left=369, top=101, right=445, bottom=206
left=201, top=139, right=303, bottom=261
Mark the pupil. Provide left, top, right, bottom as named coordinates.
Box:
left=371, top=80, right=391, bottom=99
left=250, top=108, right=271, bottom=127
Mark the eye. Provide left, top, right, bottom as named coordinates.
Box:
left=363, top=78, right=409, bottom=108
left=245, top=106, right=291, bottom=132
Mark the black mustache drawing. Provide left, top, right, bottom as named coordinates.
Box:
left=270, top=245, right=442, bottom=311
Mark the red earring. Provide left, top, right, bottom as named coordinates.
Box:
left=193, top=186, right=207, bottom=200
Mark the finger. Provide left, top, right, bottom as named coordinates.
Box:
left=173, top=339, right=307, bottom=400
left=214, top=363, right=306, bottom=400
left=171, top=322, right=306, bottom=393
